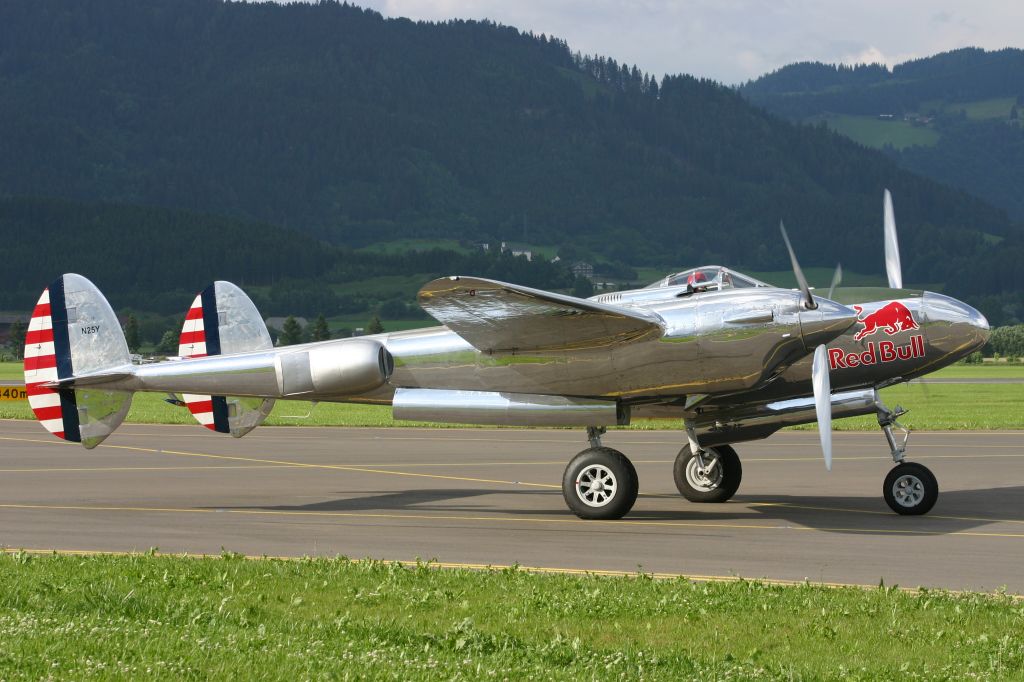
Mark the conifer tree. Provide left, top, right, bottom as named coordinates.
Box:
left=311, top=313, right=330, bottom=341
left=367, top=315, right=384, bottom=335
left=124, top=313, right=140, bottom=352
left=280, top=316, right=303, bottom=345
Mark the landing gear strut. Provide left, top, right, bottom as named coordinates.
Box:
left=561, top=427, right=638, bottom=520
left=672, top=422, right=742, bottom=503
left=877, top=399, right=938, bottom=515
left=673, top=443, right=742, bottom=503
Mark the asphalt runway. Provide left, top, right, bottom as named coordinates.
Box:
left=2, top=420, right=1023, bottom=593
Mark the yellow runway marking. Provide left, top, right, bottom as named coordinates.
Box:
left=3, top=502, right=1024, bottom=539
left=0, top=464, right=297, bottom=474
left=0, top=435, right=561, bottom=489
left=2, top=435, right=1023, bottom=529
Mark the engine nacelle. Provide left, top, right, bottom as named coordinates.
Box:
left=278, top=339, right=394, bottom=397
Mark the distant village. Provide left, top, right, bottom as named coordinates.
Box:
left=476, top=240, right=595, bottom=280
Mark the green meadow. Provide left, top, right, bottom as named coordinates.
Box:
left=814, top=114, right=941, bottom=150
left=1, top=362, right=1021, bottom=430
left=2, top=553, right=1023, bottom=681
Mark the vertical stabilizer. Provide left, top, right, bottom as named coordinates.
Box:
left=24, top=274, right=133, bottom=448
left=177, top=281, right=275, bottom=437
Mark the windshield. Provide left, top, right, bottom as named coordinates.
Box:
left=645, top=266, right=769, bottom=291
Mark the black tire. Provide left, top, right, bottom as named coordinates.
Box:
left=673, top=444, right=742, bottom=503
left=883, top=462, right=938, bottom=515
left=562, top=447, right=639, bottom=520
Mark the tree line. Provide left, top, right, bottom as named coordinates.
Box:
left=0, top=0, right=1020, bottom=304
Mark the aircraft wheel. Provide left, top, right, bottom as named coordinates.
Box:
left=674, top=444, right=741, bottom=503
left=883, top=462, right=938, bottom=515
left=562, top=447, right=639, bottom=520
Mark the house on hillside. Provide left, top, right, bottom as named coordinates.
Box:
left=572, top=261, right=594, bottom=280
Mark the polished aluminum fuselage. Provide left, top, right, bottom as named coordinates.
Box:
left=100, top=281, right=987, bottom=441
left=349, top=285, right=988, bottom=413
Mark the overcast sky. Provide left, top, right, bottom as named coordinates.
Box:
left=353, top=0, right=1022, bottom=85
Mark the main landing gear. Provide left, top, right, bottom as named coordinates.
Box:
left=561, top=425, right=746, bottom=519
left=877, top=401, right=938, bottom=515
left=562, top=427, right=639, bottom=520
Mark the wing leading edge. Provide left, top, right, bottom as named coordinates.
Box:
left=418, top=276, right=665, bottom=353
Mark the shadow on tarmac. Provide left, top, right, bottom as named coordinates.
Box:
left=217, top=484, right=1024, bottom=537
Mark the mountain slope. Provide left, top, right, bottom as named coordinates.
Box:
left=741, top=48, right=1024, bottom=220
left=0, top=1, right=1021, bottom=299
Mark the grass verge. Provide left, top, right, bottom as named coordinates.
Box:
left=2, top=363, right=1021, bottom=430
left=1, top=553, right=1022, bottom=680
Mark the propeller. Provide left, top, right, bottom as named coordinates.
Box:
left=811, top=344, right=833, bottom=471
left=827, top=263, right=843, bottom=300
left=779, top=221, right=817, bottom=310
left=780, top=221, right=834, bottom=468
left=883, top=189, right=903, bottom=289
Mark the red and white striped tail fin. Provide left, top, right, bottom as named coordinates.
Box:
left=23, top=287, right=72, bottom=440
left=178, top=292, right=220, bottom=431
left=179, top=293, right=208, bottom=358
left=175, top=281, right=274, bottom=437
left=24, top=274, right=133, bottom=448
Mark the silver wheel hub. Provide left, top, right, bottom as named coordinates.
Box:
left=892, top=473, right=925, bottom=508
left=575, top=464, right=617, bottom=507
left=685, top=453, right=722, bottom=492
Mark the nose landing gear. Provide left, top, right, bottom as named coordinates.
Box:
left=673, top=443, right=742, bottom=503
left=877, top=400, right=938, bottom=515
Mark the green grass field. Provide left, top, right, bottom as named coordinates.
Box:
left=329, top=273, right=428, bottom=300
left=356, top=238, right=473, bottom=254
left=814, top=114, right=940, bottom=150
left=922, top=97, right=1018, bottom=121
left=2, top=362, right=1021, bottom=430
left=1, top=553, right=1022, bottom=680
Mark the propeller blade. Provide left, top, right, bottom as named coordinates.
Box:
left=827, top=263, right=843, bottom=300
left=812, top=344, right=833, bottom=471
left=779, top=221, right=817, bottom=310
left=883, top=189, right=903, bottom=289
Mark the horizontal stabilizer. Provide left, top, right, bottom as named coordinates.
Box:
left=418, top=276, right=664, bottom=353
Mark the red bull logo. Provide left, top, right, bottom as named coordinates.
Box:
left=829, top=335, right=925, bottom=370
left=851, top=301, right=919, bottom=341
left=828, top=300, right=925, bottom=370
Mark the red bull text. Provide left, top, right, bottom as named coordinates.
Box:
left=829, top=334, right=925, bottom=370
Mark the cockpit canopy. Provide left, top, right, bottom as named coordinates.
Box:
left=645, top=266, right=769, bottom=293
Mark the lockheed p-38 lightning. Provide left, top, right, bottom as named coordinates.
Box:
left=23, top=192, right=989, bottom=519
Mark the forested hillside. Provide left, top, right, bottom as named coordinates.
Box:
left=0, top=1, right=1022, bottom=323
left=0, top=197, right=571, bottom=319
left=741, top=49, right=1024, bottom=220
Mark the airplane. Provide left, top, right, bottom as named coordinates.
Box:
left=22, top=190, right=989, bottom=520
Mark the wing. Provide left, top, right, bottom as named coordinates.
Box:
left=418, top=276, right=665, bottom=353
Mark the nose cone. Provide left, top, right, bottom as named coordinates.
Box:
left=799, top=298, right=859, bottom=350
left=923, top=292, right=990, bottom=356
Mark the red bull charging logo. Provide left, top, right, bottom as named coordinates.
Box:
left=828, top=301, right=925, bottom=370
left=851, top=302, right=919, bottom=341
